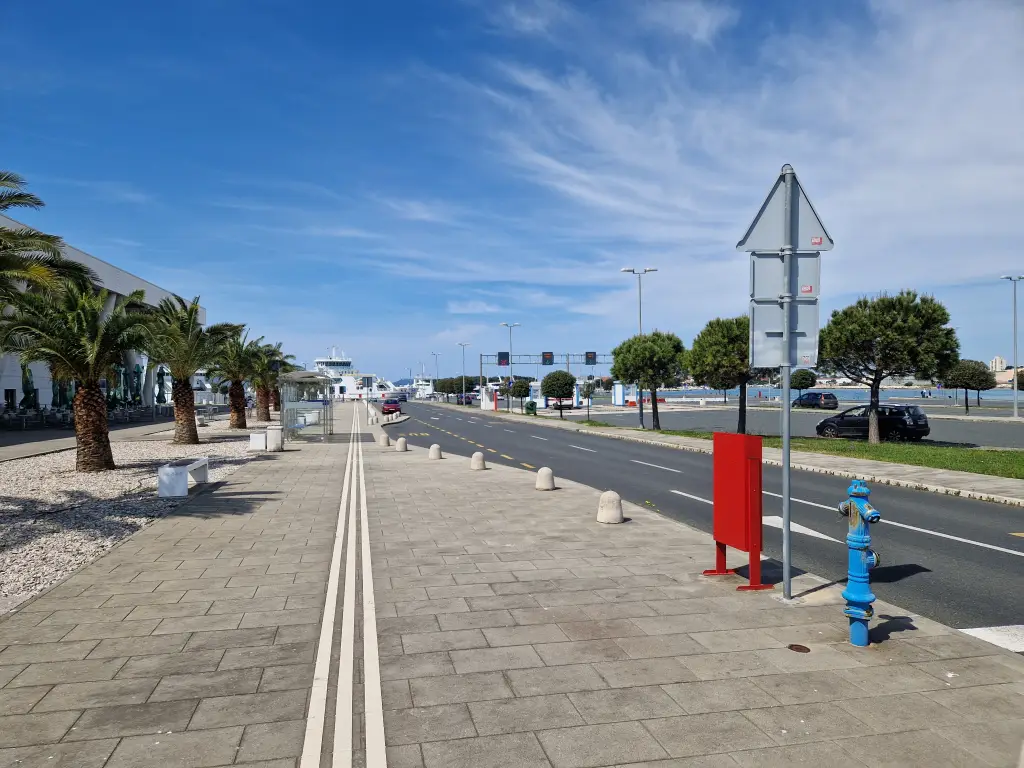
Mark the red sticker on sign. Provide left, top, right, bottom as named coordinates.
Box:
left=811, top=236, right=823, bottom=246
left=800, top=285, right=813, bottom=294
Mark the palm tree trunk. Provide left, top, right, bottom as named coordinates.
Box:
left=256, top=386, right=271, bottom=422
left=73, top=381, right=115, bottom=471
left=271, top=387, right=281, bottom=412
left=171, top=377, right=199, bottom=444
left=229, top=380, right=247, bottom=428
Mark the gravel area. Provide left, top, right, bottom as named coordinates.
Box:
left=0, top=437, right=253, bottom=604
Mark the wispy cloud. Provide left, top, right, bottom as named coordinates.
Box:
left=447, top=299, right=501, bottom=314
left=639, top=0, right=738, bottom=43
left=47, top=178, right=153, bottom=204
left=379, top=197, right=462, bottom=224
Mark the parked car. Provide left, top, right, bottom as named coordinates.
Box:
left=816, top=404, right=929, bottom=441
left=396, top=393, right=408, bottom=402
left=456, top=393, right=474, bottom=405
left=792, top=392, right=839, bottom=410
left=381, top=399, right=402, bottom=415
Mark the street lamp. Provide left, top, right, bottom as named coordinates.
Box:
left=1000, top=276, right=1024, bottom=418
left=621, top=267, right=658, bottom=428
left=431, top=352, right=440, bottom=388
left=458, top=343, right=470, bottom=404
left=500, top=322, right=520, bottom=412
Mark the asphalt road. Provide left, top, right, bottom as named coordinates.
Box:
left=567, top=405, right=1024, bottom=449
left=389, top=401, right=1024, bottom=635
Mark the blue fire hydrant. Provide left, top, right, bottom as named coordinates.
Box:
left=838, top=480, right=881, bottom=647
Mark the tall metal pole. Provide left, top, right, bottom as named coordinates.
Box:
left=458, top=343, right=469, bottom=404
left=637, top=272, right=645, bottom=429
left=508, top=325, right=514, bottom=412
left=780, top=165, right=795, bottom=600
left=1015, top=280, right=1019, bottom=420
left=431, top=353, right=440, bottom=385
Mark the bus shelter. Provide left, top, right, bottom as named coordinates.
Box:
left=279, top=371, right=334, bottom=443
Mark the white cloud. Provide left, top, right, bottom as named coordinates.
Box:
left=447, top=300, right=501, bottom=314
left=639, top=0, right=738, bottom=43
left=380, top=197, right=461, bottom=224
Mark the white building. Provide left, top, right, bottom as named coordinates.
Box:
left=1, top=213, right=202, bottom=411
left=990, top=355, right=1008, bottom=372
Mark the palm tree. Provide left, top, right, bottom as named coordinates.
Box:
left=143, top=296, right=240, bottom=444
left=251, top=342, right=295, bottom=422
left=0, top=285, right=152, bottom=471
left=1, top=171, right=97, bottom=298
left=207, top=329, right=262, bottom=429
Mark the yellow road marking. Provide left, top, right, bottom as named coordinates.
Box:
left=1011, top=533, right=1024, bottom=538
left=501, top=454, right=514, bottom=460
left=522, top=462, right=536, bottom=469
left=487, top=448, right=497, bottom=453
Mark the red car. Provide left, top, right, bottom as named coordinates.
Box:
left=381, top=399, right=402, bottom=415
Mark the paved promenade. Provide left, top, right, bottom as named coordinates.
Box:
left=0, top=402, right=1021, bottom=766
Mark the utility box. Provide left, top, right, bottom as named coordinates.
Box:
left=612, top=382, right=626, bottom=407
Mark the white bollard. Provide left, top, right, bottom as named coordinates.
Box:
left=396, top=437, right=408, bottom=452
left=470, top=451, right=487, bottom=470
left=597, top=490, right=624, bottom=524
left=536, top=467, right=555, bottom=491
left=428, top=444, right=442, bottom=460
left=266, top=425, right=283, bottom=452
left=249, top=431, right=267, bottom=451
left=378, top=434, right=390, bottom=447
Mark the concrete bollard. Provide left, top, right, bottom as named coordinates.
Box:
left=428, top=444, right=442, bottom=460
left=396, top=437, right=408, bottom=452
left=597, top=490, right=624, bottom=524
left=378, top=434, right=390, bottom=447
left=536, top=467, right=555, bottom=491
left=266, top=425, right=283, bottom=452
left=470, top=451, right=487, bottom=470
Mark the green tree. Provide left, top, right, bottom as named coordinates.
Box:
left=611, top=331, right=686, bottom=430
left=144, top=296, right=241, bottom=444
left=688, top=316, right=764, bottom=434
left=601, top=377, right=614, bottom=392
left=541, top=370, right=576, bottom=419
left=251, top=342, right=294, bottom=422
left=790, top=369, right=817, bottom=395
left=0, top=285, right=153, bottom=471
left=941, top=360, right=995, bottom=414
left=509, top=378, right=531, bottom=412
left=207, top=329, right=262, bottom=428
left=580, top=379, right=598, bottom=420
left=819, top=291, right=958, bottom=443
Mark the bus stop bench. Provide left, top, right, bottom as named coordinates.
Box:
left=158, top=457, right=210, bottom=498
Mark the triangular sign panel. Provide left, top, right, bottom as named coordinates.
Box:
left=736, top=168, right=833, bottom=252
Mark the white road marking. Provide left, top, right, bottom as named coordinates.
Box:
left=631, top=459, right=680, bottom=473
left=763, top=515, right=841, bottom=543
left=301, top=408, right=356, bottom=768
left=531, top=435, right=548, bottom=441
left=670, top=489, right=712, bottom=505
left=430, top=417, right=439, bottom=420
left=504, top=429, right=515, bottom=433
left=483, top=425, right=492, bottom=428
left=333, top=412, right=360, bottom=766
left=960, top=625, right=1024, bottom=653
left=763, top=491, right=1024, bottom=558
left=569, top=445, right=597, bottom=453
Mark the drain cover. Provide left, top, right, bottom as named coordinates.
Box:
left=787, top=644, right=810, bottom=653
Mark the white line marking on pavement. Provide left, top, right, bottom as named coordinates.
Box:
left=301, top=407, right=356, bottom=768
left=484, top=424, right=492, bottom=428
left=430, top=417, right=439, bottom=420
left=358, top=414, right=386, bottom=765
left=531, top=435, right=548, bottom=441
left=631, top=459, right=680, bottom=473
left=763, top=491, right=1024, bottom=558
left=960, top=625, right=1024, bottom=653
left=569, top=445, right=597, bottom=453
left=504, top=429, right=515, bottom=433
left=670, top=490, right=712, bottom=505
left=763, top=515, right=841, bottom=543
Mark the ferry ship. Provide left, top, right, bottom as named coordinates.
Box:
left=313, top=349, right=398, bottom=400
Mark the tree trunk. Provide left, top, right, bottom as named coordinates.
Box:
left=171, top=378, right=199, bottom=444
left=964, top=388, right=970, bottom=415
left=271, top=387, right=281, bottom=412
left=558, top=399, right=564, bottom=419
left=651, top=387, right=661, bottom=430
left=867, top=383, right=881, bottom=444
left=256, top=386, right=271, bottom=422
left=976, top=390, right=980, bottom=406
left=72, top=381, right=115, bottom=471
left=229, top=380, right=247, bottom=429
left=722, top=390, right=727, bottom=403
left=737, top=380, right=747, bottom=434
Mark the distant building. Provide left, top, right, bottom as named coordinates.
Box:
left=990, top=355, right=1008, bottom=372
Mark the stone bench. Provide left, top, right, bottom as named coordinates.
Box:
left=158, top=457, right=210, bottom=498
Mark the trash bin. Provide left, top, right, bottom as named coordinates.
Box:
left=525, top=401, right=537, bottom=416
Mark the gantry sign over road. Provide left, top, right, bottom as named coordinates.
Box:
left=737, top=164, right=833, bottom=600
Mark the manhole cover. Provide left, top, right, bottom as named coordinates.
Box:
left=787, top=644, right=810, bottom=653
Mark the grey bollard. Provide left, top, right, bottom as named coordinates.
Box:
left=378, top=434, right=390, bottom=447
left=536, top=467, right=555, bottom=491
left=470, top=451, right=487, bottom=470
left=396, top=437, right=408, bottom=452
left=597, top=490, right=624, bottom=524
left=428, top=444, right=442, bottom=460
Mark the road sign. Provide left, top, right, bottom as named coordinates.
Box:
left=542, top=351, right=554, bottom=366
left=736, top=168, right=833, bottom=252
left=497, top=352, right=510, bottom=366
left=750, top=252, right=820, bottom=301
left=749, top=299, right=820, bottom=368
left=585, top=351, right=597, bottom=366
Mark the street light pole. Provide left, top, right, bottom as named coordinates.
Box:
left=431, top=352, right=440, bottom=390
left=500, top=322, right=520, bottom=412
left=620, top=267, right=658, bottom=429
left=1000, top=276, right=1024, bottom=418
left=458, top=343, right=470, bottom=404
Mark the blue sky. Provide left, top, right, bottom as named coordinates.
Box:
left=4, top=0, right=1022, bottom=380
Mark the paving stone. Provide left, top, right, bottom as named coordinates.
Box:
left=641, top=711, right=776, bottom=757
left=32, top=678, right=157, bottom=712
left=379, top=616, right=443, bottom=636
left=555, top=619, right=645, bottom=641
left=0, top=640, right=99, bottom=665
left=0, top=686, right=50, bottom=715
left=912, top=654, right=1024, bottom=688
left=469, top=693, right=584, bottom=735
left=7, top=657, right=127, bottom=687
left=614, top=633, right=706, bottom=659
left=748, top=670, right=867, bottom=705
left=833, top=663, right=948, bottom=695
left=384, top=703, right=476, bottom=745
left=37, top=607, right=133, bottom=626
left=420, top=732, right=550, bottom=768
left=396, top=599, right=470, bottom=617
left=536, top=721, right=669, bottom=768
left=0, top=625, right=75, bottom=646
left=382, top=680, right=414, bottom=710
left=104, top=725, right=243, bottom=767
left=449, top=645, right=544, bottom=673
left=210, top=597, right=289, bottom=615
left=592, top=658, right=695, bottom=687
left=236, top=719, right=305, bottom=762
left=62, top=619, right=161, bottom=641
left=409, top=672, right=513, bottom=707
left=88, top=633, right=189, bottom=659
left=153, top=613, right=243, bottom=634
left=0, top=664, right=28, bottom=687
left=923, top=682, right=1024, bottom=722
left=534, top=639, right=630, bottom=665
left=689, top=629, right=786, bottom=653
left=927, top=719, right=1024, bottom=768
left=99, top=590, right=189, bottom=607
left=182, top=627, right=278, bottom=651
left=578, top=602, right=658, bottom=621
left=125, top=602, right=213, bottom=621
left=730, top=741, right=871, bottom=767
left=632, top=615, right=720, bottom=635
left=662, top=677, right=780, bottom=714
left=744, top=700, right=874, bottom=745
left=0, top=737, right=118, bottom=767
left=507, top=664, right=609, bottom=697
left=753, top=645, right=864, bottom=674
left=567, top=686, right=684, bottom=724
left=511, top=606, right=591, bottom=625
left=117, top=649, right=225, bottom=678
left=189, top=689, right=306, bottom=730
left=149, top=668, right=262, bottom=702
left=904, top=632, right=1008, bottom=659
left=402, top=629, right=488, bottom=654
left=218, top=642, right=314, bottom=670
left=482, top=624, right=569, bottom=647
left=835, top=691, right=966, bottom=733
left=0, top=711, right=81, bottom=748
left=385, top=744, right=424, bottom=768
left=380, top=652, right=456, bottom=681
left=836, top=727, right=981, bottom=767
left=63, top=699, right=198, bottom=741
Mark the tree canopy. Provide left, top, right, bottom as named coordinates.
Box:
left=541, top=370, right=575, bottom=418
left=611, top=331, right=686, bottom=430
left=941, top=360, right=996, bottom=414
left=791, top=369, right=817, bottom=393
left=688, top=316, right=764, bottom=433
left=819, top=291, right=958, bottom=442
